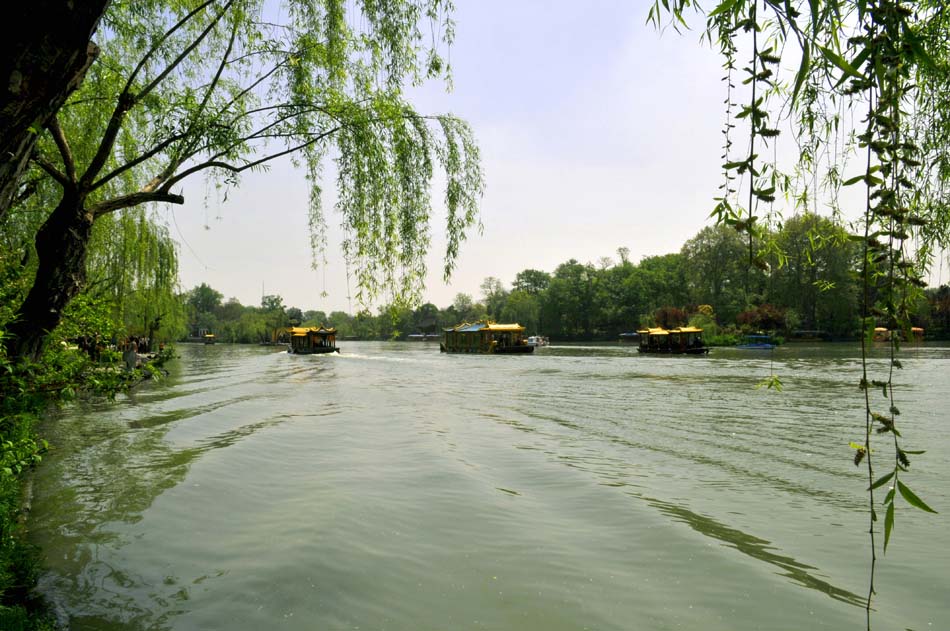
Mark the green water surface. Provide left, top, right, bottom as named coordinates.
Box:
left=28, top=342, right=950, bottom=630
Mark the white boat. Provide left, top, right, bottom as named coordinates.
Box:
left=526, top=335, right=549, bottom=347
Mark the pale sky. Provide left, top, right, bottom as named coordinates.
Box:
left=167, top=3, right=768, bottom=312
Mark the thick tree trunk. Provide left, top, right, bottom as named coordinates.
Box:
left=0, top=1, right=108, bottom=218
left=5, top=192, right=93, bottom=361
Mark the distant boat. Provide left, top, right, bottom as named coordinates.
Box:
left=873, top=327, right=924, bottom=343
left=618, top=331, right=639, bottom=343
left=736, top=334, right=776, bottom=350
left=441, top=321, right=534, bottom=354
left=637, top=327, right=709, bottom=355
left=527, top=335, right=549, bottom=347
left=203, top=333, right=216, bottom=345
left=286, top=326, right=340, bottom=354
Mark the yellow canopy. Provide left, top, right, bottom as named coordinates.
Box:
left=486, top=323, right=525, bottom=332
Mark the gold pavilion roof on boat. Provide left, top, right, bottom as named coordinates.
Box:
left=444, top=321, right=526, bottom=333
left=637, top=326, right=703, bottom=335
left=286, top=326, right=337, bottom=337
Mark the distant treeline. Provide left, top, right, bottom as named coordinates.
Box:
left=184, top=216, right=950, bottom=343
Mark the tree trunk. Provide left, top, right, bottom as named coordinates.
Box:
left=0, top=1, right=108, bottom=218
left=5, top=192, right=93, bottom=361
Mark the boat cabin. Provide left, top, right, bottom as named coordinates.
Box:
left=637, top=326, right=709, bottom=354
left=287, top=326, right=339, bottom=354
left=441, top=321, right=534, bottom=354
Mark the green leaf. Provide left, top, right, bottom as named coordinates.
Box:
left=897, top=481, right=938, bottom=514
left=818, top=45, right=864, bottom=80
left=884, top=487, right=895, bottom=504
left=883, top=501, right=894, bottom=552
left=791, top=41, right=811, bottom=106
left=868, top=471, right=894, bottom=491
left=707, top=0, right=738, bottom=18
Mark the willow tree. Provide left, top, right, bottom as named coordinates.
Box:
left=651, top=1, right=947, bottom=625
left=83, top=208, right=186, bottom=343
left=5, top=0, right=482, bottom=361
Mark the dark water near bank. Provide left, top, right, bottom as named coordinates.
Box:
left=29, top=342, right=950, bottom=630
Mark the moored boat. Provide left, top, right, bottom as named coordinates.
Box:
left=637, top=326, right=709, bottom=355
left=526, top=335, right=549, bottom=347
left=441, top=321, right=534, bottom=354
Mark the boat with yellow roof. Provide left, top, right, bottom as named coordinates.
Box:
left=637, top=326, right=709, bottom=355
left=283, top=326, right=340, bottom=354
left=440, top=321, right=534, bottom=354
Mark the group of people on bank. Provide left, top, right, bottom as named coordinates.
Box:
left=73, top=334, right=163, bottom=371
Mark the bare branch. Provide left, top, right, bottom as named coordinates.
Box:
left=33, top=155, right=71, bottom=188
left=46, top=115, right=77, bottom=183
left=91, top=132, right=189, bottom=192
left=160, top=125, right=342, bottom=191
left=90, top=191, right=186, bottom=217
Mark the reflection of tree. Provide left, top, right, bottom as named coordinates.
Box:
left=644, top=495, right=865, bottom=608
left=30, top=351, right=308, bottom=629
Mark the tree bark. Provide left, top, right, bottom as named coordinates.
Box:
left=0, top=1, right=109, bottom=219
left=5, top=191, right=93, bottom=361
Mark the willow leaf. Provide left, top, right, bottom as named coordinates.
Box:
left=818, top=45, right=864, bottom=80
left=791, top=41, right=810, bottom=106
left=897, top=481, right=938, bottom=514
left=868, top=470, right=894, bottom=491
left=883, top=501, right=894, bottom=552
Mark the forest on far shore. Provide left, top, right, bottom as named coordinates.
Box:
left=181, top=217, right=950, bottom=344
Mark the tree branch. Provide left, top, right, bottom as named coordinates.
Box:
left=172, top=15, right=241, bottom=170
left=33, top=155, right=70, bottom=188
left=90, top=132, right=189, bottom=192
left=159, top=125, right=342, bottom=191
left=80, top=0, right=231, bottom=189
left=137, top=0, right=236, bottom=104
left=47, top=115, right=77, bottom=183
left=90, top=191, right=185, bottom=217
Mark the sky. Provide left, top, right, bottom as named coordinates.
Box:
left=166, top=2, right=835, bottom=313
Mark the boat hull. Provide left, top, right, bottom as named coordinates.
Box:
left=288, top=347, right=339, bottom=355
left=637, top=347, right=710, bottom=355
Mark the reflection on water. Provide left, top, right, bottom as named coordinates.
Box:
left=29, top=342, right=950, bottom=630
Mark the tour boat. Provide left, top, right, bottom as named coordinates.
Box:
left=441, top=321, right=534, bottom=354
left=636, top=327, right=709, bottom=355
left=286, top=326, right=340, bottom=354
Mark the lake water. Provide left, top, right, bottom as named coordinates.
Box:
left=29, top=341, right=950, bottom=630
